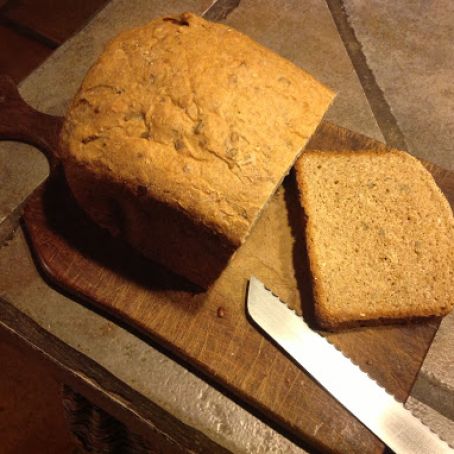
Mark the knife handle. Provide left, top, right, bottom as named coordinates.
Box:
left=0, top=74, right=63, bottom=172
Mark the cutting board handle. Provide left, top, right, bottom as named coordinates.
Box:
left=0, top=74, right=63, bottom=171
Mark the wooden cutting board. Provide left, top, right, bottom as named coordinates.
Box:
left=18, top=119, right=453, bottom=453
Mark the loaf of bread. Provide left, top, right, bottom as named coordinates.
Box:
left=295, top=150, right=454, bottom=329
left=59, top=12, right=334, bottom=287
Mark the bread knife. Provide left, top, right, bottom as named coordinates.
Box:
left=247, top=276, right=453, bottom=454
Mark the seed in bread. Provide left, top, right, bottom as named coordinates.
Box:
left=59, top=12, right=334, bottom=287
left=295, top=149, right=454, bottom=329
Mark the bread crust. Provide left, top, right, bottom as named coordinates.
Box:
left=295, top=149, right=454, bottom=329
left=60, top=13, right=334, bottom=287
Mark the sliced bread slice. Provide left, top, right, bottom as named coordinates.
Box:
left=295, top=149, right=454, bottom=329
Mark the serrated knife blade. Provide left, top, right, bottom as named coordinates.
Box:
left=247, top=276, right=453, bottom=454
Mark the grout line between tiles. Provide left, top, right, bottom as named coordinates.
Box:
left=325, top=0, right=408, bottom=150
left=203, top=0, right=241, bottom=21
left=0, top=15, right=59, bottom=49
left=411, top=371, right=454, bottom=422
left=0, top=204, right=23, bottom=250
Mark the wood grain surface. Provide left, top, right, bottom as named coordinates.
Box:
left=20, top=121, right=453, bottom=453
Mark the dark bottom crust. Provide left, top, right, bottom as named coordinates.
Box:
left=64, top=163, right=237, bottom=289
left=315, top=312, right=446, bottom=332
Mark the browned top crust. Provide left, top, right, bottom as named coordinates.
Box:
left=60, top=12, right=334, bottom=247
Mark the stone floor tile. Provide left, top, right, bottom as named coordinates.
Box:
left=0, top=143, right=49, bottom=231
left=343, top=0, right=454, bottom=170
